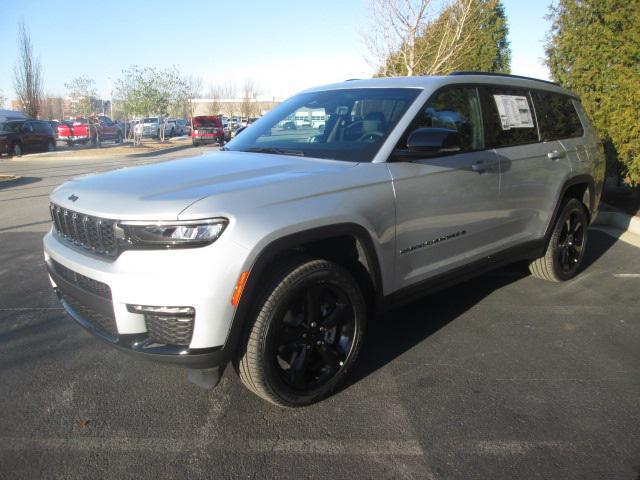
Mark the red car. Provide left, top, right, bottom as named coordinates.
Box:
left=58, top=116, right=122, bottom=147
left=191, top=116, right=228, bottom=146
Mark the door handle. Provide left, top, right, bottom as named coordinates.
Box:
left=471, top=160, right=497, bottom=173
left=547, top=150, right=566, bottom=160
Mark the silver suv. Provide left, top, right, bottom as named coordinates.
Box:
left=44, top=73, right=604, bottom=406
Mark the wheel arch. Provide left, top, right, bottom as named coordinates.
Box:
left=224, top=223, right=384, bottom=358
left=544, top=174, right=596, bottom=247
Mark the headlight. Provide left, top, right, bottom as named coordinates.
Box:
left=119, top=218, right=228, bottom=249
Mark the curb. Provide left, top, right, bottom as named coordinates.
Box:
left=594, top=209, right=640, bottom=236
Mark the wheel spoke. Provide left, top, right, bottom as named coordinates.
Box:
left=288, top=348, right=311, bottom=387
left=304, top=286, right=322, bottom=326
left=279, top=326, right=305, bottom=345
left=321, top=302, right=349, bottom=329
left=560, top=245, right=569, bottom=267
left=318, top=344, right=343, bottom=373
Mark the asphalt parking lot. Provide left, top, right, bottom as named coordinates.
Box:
left=0, top=152, right=639, bottom=479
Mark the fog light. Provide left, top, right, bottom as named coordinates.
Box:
left=127, top=305, right=195, bottom=315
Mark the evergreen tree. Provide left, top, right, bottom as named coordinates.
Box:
left=379, top=0, right=511, bottom=76
left=546, top=0, right=640, bottom=184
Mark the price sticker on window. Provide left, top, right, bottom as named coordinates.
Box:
left=493, top=95, right=534, bottom=130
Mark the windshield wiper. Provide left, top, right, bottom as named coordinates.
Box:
left=242, top=147, right=305, bottom=157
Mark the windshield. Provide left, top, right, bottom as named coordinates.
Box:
left=193, top=117, right=219, bottom=127
left=142, top=118, right=158, bottom=123
left=0, top=121, right=24, bottom=132
left=225, top=88, right=420, bottom=162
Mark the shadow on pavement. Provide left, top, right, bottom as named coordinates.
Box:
left=0, top=176, right=41, bottom=190
left=346, top=228, right=620, bottom=389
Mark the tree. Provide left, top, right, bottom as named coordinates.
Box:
left=363, top=0, right=433, bottom=77
left=240, top=79, right=259, bottom=119
left=40, top=96, right=64, bottom=120
left=546, top=0, right=640, bottom=184
left=174, top=75, right=202, bottom=122
left=0, top=90, right=7, bottom=109
left=65, top=76, right=100, bottom=117
left=364, top=0, right=484, bottom=77
left=115, top=65, right=188, bottom=143
left=13, top=20, right=43, bottom=118
left=449, top=0, right=510, bottom=73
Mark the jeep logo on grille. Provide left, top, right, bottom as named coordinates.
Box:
left=68, top=194, right=79, bottom=202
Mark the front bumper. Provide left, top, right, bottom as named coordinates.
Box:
left=43, top=229, right=250, bottom=366
left=192, top=134, right=222, bottom=144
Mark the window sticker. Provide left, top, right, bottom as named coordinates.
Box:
left=493, top=95, right=534, bottom=130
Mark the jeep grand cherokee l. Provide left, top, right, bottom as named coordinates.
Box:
left=44, top=73, right=604, bottom=406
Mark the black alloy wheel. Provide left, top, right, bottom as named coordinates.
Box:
left=529, top=198, right=589, bottom=282
left=236, top=257, right=366, bottom=407
left=272, top=283, right=356, bottom=391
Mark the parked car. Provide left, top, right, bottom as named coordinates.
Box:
left=58, top=116, right=122, bottom=147
left=44, top=73, right=604, bottom=406
left=134, top=117, right=167, bottom=138
left=176, top=119, right=191, bottom=136
left=0, top=119, right=56, bottom=156
left=191, top=116, right=228, bottom=146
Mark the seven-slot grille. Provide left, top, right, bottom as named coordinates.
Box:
left=49, top=203, right=118, bottom=257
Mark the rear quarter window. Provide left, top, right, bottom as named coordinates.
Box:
left=531, top=90, right=584, bottom=140
left=480, top=87, right=539, bottom=148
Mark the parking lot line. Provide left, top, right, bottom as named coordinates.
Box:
left=0, top=436, right=424, bottom=457
left=612, top=273, right=640, bottom=278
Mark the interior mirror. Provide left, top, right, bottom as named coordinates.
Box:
left=405, top=127, right=462, bottom=155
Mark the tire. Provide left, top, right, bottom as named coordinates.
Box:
left=11, top=142, right=22, bottom=157
left=116, top=132, right=123, bottom=144
left=91, top=135, right=101, bottom=148
left=236, top=257, right=367, bottom=407
left=192, top=140, right=199, bottom=147
left=529, top=198, right=589, bottom=282
left=47, top=140, right=55, bottom=152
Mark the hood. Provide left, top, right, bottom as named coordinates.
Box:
left=50, top=151, right=358, bottom=220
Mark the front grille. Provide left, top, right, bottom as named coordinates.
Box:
left=49, top=203, right=118, bottom=257
left=51, top=259, right=112, bottom=299
left=62, top=293, right=118, bottom=337
left=146, top=314, right=194, bottom=346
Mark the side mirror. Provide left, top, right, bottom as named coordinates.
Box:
left=406, top=127, right=462, bottom=154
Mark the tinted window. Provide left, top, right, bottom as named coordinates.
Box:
left=34, top=122, right=52, bottom=133
left=531, top=91, right=583, bottom=140
left=480, top=87, right=538, bottom=148
left=400, top=86, right=483, bottom=153
left=0, top=121, right=24, bottom=132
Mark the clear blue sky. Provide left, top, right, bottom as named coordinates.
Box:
left=0, top=0, right=553, bottom=107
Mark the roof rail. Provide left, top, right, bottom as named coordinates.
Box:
left=449, top=71, right=559, bottom=86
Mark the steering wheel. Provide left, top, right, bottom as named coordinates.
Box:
left=357, top=131, right=384, bottom=143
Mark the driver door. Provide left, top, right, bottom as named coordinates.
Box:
left=387, top=86, right=504, bottom=291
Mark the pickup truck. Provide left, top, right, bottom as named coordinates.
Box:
left=57, top=116, right=123, bottom=147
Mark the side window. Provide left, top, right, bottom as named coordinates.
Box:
left=480, top=87, right=539, bottom=148
left=34, top=122, right=49, bottom=133
left=531, top=91, right=584, bottom=140
left=400, top=87, right=484, bottom=153
left=23, top=121, right=35, bottom=133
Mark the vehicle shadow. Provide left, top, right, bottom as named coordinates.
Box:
left=344, top=228, right=619, bottom=390
left=0, top=176, right=41, bottom=190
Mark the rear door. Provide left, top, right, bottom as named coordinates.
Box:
left=480, top=86, right=571, bottom=243
left=21, top=121, right=39, bottom=152
left=388, top=86, right=503, bottom=290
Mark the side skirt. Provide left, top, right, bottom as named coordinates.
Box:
left=379, top=239, right=545, bottom=312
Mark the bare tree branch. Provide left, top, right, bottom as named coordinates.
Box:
left=13, top=19, right=43, bottom=118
